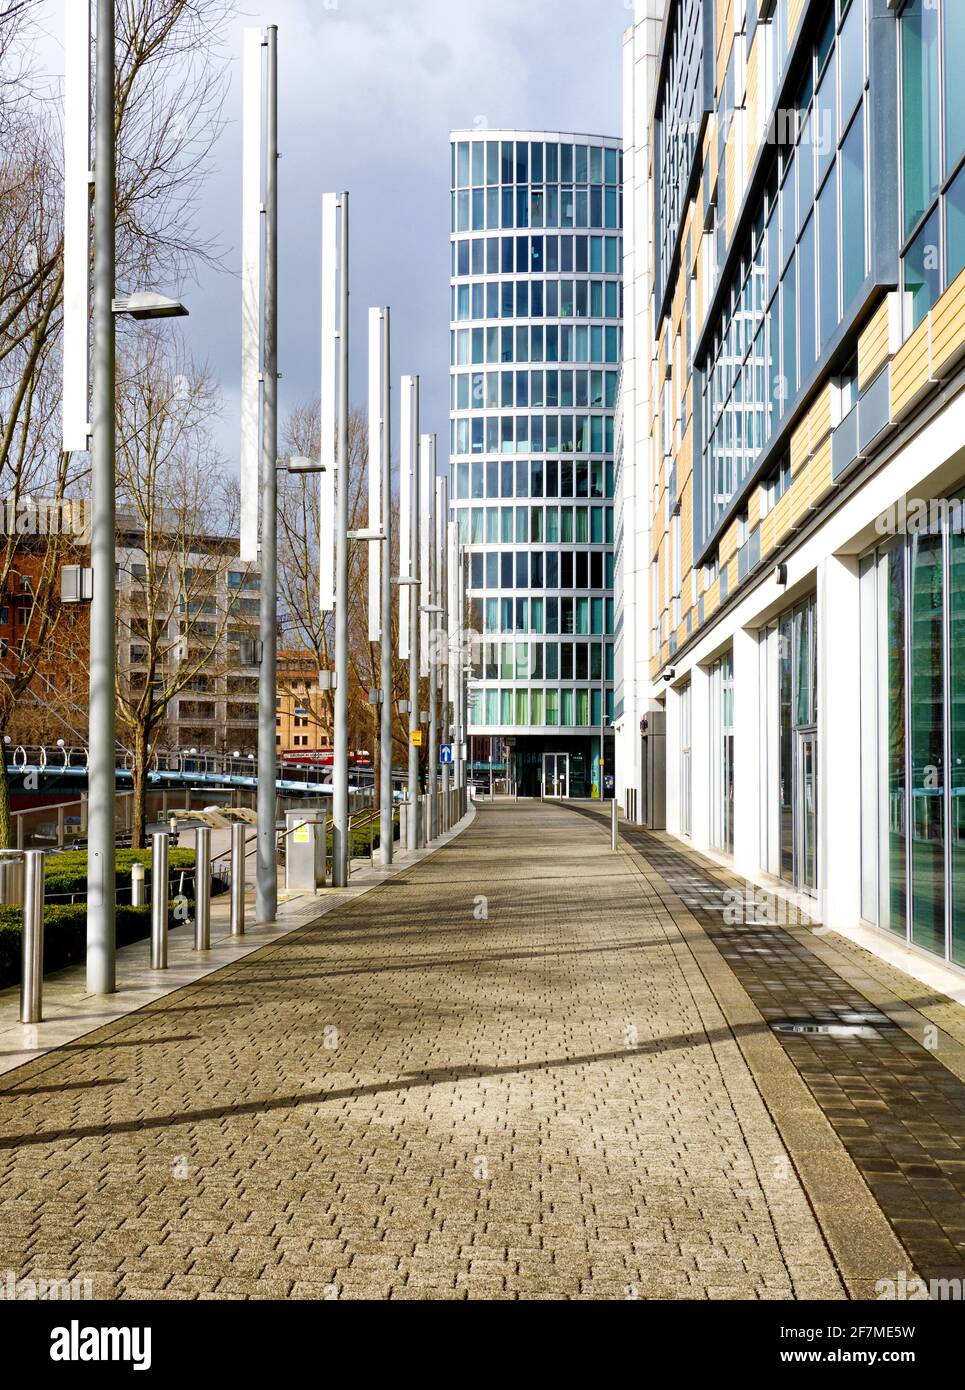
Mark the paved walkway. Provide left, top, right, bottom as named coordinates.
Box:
left=0, top=802, right=960, bottom=1299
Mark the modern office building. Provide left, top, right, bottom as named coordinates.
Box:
left=449, top=128, right=623, bottom=797
left=618, top=0, right=965, bottom=974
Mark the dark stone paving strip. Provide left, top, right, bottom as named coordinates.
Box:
left=570, top=806, right=965, bottom=1288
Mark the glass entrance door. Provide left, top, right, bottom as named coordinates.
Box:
left=796, top=729, right=818, bottom=894
left=543, top=752, right=569, bottom=798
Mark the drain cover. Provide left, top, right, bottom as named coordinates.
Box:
left=771, top=1020, right=880, bottom=1040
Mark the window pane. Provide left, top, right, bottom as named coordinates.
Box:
left=951, top=520, right=965, bottom=964
left=841, top=114, right=865, bottom=309
left=909, top=525, right=945, bottom=956
left=879, top=542, right=907, bottom=938
left=903, top=206, right=941, bottom=331
left=944, top=0, right=965, bottom=176
left=818, top=164, right=839, bottom=347
left=901, top=0, right=940, bottom=239
left=946, top=163, right=965, bottom=286
left=798, top=214, right=816, bottom=377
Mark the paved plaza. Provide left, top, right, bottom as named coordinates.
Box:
left=0, top=802, right=962, bottom=1300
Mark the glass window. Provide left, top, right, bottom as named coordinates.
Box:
left=904, top=206, right=941, bottom=331
left=818, top=167, right=839, bottom=347
left=901, top=0, right=940, bottom=239
left=909, top=524, right=945, bottom=956
left=950, top=521, right=965, bottom=964
left=841, top=114, right=866, bottom=309
left=838, top=0, right=864, bottom=125
left=798, top=214, right=816, bottom=376
left=946, top=0, right=965, bottom=177
left=945, top=163, right=965, bottom=286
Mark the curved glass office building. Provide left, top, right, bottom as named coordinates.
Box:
left=449, top=129, right=622, bottom=797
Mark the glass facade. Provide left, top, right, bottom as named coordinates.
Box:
left=699, top=0, right=868, bottom=545
left=450, top=132, right=620, bottom=795
left=710, top=653, right=735, bottom=853
left=899, top=0, right=965, bottom=332
left=860, top=498, right=965, bottom=966
left=761, top=596, right=818, bottom=893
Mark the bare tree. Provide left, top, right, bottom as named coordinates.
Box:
left=277, top=403, right=413, bottom=786
left=0, top=1, right=235, bottom=845
left=113, top=334, right=249, bottom=848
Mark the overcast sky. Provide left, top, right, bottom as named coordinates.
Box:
left=41, top=0, right=633, bottom=474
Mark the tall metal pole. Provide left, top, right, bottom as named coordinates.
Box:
left=86, top=0, right=116, bottom=994
left=427, top=440, right=438, bottom=841
left=332, top=192, right=351, bottom=885
left=379, top=308, right=393, bottom=867
left=439, top=486, right=450, bottom=826
left=256, top=26, right=279, bottom=923
left=407, top=378, right=421, bottom=851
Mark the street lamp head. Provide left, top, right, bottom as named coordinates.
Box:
left=281, top=455, right=325, bottom=474
left=112, top=292, right=189, bottom=321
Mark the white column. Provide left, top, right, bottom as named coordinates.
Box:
left=690, top=662, right=711, bottom=852
left=665, top=683, right=681, bottom=835
left=818, top=553, right=862, bottom=930
left=733, top=625, right=761, bottom=882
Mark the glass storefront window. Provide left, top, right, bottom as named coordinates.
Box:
left=909, top=524, right=945, bottom=955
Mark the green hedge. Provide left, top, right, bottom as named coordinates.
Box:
left=42, top=848, right=197, bottom=900
left=0, top=901, right=194, bottom=989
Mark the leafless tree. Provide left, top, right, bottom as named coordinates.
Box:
left=0, top=1, right=236, bottom=845
left=113, top=333, right=250, bottom=848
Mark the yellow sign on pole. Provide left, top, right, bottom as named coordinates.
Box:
left=410, top=730, right=423, bottom=747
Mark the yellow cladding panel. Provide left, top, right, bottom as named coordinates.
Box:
left=788, top=472, right=811, bottom=529
left=809, top=438, right=834, bottom=510
left=760, top=507, right=777, bottom=559
left=772, top=490, right=793, bottom=545
left=719, top=520, right=738, bottom=564
left=790, top=417, right=811, bottom=474
left=717, top=2, right=733, bottom=92
left=931, top=267, right=965, bottom=378
left=808, top=385, right=833, bottom=450
left=745, top=50, right=762, bottom=174
left=890, top=317, right=932, bottom=422
left=725, top=134, right=737, bottom=244
left=748, top=485, right=761, bottom=530
left=788, top=0, right=806, bottom=43
left=858, top=297, right=892, bottom=391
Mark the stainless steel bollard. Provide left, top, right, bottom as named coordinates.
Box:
left=194, top=825, right=211, bottom=950
left=611, top=797, right=618, bottom=851
left=150, top=831, right=169, bottom=969
left=230, top=822, right=245, bottom=937
left=0, top=856, right=23, bottom=906
left=20, top=850, right=44, bottom=1023
left=131, top=860, right=145, bottom=907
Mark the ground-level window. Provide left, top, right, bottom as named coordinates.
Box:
left=680, top=681, right=692, bottom=837
left=760, top=594, right=818, bottom=894
left=859, top=499, right=965, bottom=966
left=710, top=653, right=734, bottom=854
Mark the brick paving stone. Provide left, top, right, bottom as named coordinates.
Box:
left=0, top=802, right=879, bottom=1299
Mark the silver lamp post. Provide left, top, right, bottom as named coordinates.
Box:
left=256, top=26, right=279, bottom=923
left=332, top=191, right=351, bottom=886
left=406, top=380, right=421, bottom=851
left=83, top=0, right=188, bottom=993
left=378, top=311, right=394, bottom=867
